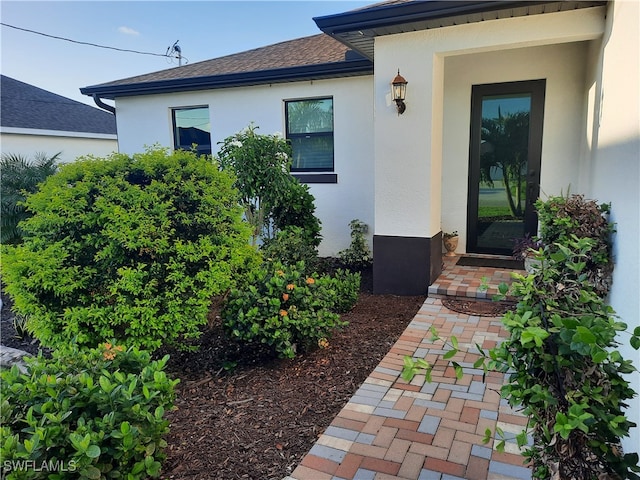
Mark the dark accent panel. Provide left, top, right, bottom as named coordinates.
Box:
left=373, top=235, right=431, bottom=296
left=430, top=231, right=443, bottom=284
left=292, top=173, right=337, bottom=184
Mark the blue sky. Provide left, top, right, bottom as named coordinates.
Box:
left=1, top=1, right=370, bottom=106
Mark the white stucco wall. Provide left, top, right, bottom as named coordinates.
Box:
left=585, top=0, right=640, bottom=453
left=114, top=76, right=374, bottom=257
left=0, top=129, right=117, bottom=164
left=373, top=6, right=606, bottom=242
left=441, top=41, right=591, bottom=252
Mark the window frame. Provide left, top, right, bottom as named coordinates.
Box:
left=171, top=105, right=212, bottom=155
left=284, top=97, right=335, bottom=173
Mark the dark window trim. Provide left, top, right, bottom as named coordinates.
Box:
left=292, top=173, right=338, bottom=184
left=285, top=97, right=335, bottom=173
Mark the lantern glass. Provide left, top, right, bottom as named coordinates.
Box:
left=392, top=82, right=406, bottom=101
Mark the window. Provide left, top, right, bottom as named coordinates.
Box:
left=172, top=106, right=211, bottom=155
left=285, top=98, right=334, bottom=172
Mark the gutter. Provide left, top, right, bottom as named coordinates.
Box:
left=81, top=59, right=373, bottom=100
left=92, top=94, right=116, bottom=115
left=0, top=126, right=116, bottom=140
left=314, top=1, right=569, bottom=33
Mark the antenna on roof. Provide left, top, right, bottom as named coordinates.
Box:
left=167, top=40, right=182, bottom=66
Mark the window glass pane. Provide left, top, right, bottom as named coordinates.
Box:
left=287, top=99, right=333, bottom=134
left=289, top=136, right=334, bottom=171
left=173, top=107, right=211, bottom=154
left=285, top=98, right=334, bottom=172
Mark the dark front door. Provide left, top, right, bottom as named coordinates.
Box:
left=467, top=80, right=545, bottom=255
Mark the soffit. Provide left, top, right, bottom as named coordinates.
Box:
left=314, top=1, right=608, bottom=59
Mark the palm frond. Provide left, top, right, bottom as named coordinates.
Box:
left=0, top=151, right=60, bottom=244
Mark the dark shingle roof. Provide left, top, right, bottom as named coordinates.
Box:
left=1, top=75, right=116, bottom=135
left=81, top=34, right=372, bottom=99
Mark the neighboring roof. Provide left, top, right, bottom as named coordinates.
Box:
left=1, top=75, right=116, bottom=135
left=314, top=0, right=608, bottom=59
left=81, top=34, right=373, bottom=100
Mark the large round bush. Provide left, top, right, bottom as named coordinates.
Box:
left=1, top=148, right=259, bottom=351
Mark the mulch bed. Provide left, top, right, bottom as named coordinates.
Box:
left=1, top=293, right=46, bottom=357
left=1, top=268, right=426, bottom=479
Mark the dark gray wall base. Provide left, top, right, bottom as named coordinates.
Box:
left=430, top=231, right=443, bottom=284
left=373, top=235, right=441, bottom=296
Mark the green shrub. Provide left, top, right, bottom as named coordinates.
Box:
left=261, top=226, right=319, bottom=273
left=403, top=236, right=640, bottom=480
left=403, top=193, right=639, bottom=479
left=269, top=181, right=322, bottom=249
left=535, top=194, right=614, bottom=296
left=0, top=344, right=179, bottom=479
left=222, top=261, right=349, bottom=358
left=0, top=152, right=59, bottom=245
left=493, top=237, right=639, bottom=479
left=320, top=269, right=360, bottom=314
left=338, top=219, right=372, bottom=270
left=1, top=147, right=259, bottom=352
left=217, top=124, right=321, bottom=248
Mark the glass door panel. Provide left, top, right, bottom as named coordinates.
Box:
left=477, top=93, right=530, bottom=251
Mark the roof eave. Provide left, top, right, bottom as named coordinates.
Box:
left=81, top=60, right=373, bottom=100
left=314, top=1, right=544, bottom=33
left=314, top=1, right=608, bottom=59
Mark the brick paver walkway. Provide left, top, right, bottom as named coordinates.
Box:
left=288, top=256, right=532, bottom=480
left=428, top=255, right=521, bottom=300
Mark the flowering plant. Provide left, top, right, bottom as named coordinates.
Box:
left=222, top=261, right=357, bottom=358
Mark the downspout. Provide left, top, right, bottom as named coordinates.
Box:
left=92, top=94, right=116, bottom=115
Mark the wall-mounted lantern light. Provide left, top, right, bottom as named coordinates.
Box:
left=391, top=69, right=408, bottom=115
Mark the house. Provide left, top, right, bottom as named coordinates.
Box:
left=81, top=0, right=638, bottom=450
left=1, top=75, right=117, bottom=163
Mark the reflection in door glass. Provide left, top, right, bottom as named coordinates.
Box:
left=477, top=94, right=531, bottom=250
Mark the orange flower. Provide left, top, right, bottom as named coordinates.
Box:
left=279, top=309, right=288, bottom=317
left=318, top=338, right=329, bottom=349
left=102, top=342, right=122, bottom=359
left=286, top=284, right=295, bottom=291
left=305, top=277, right=315, bottom=285
left=282, top=293, right=289, bottom=301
